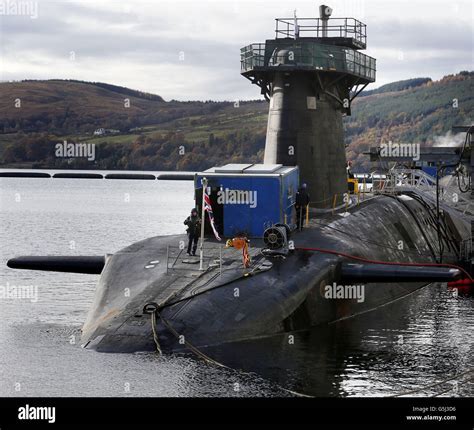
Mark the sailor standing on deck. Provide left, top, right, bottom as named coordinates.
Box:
left=184, top=208, right=201, bottom=256
left=295, top=183, right=310, bottom=231
left=346, top=161, right=355, bottom=179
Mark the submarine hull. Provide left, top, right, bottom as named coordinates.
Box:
left=81, top=194, right=468, bottom=353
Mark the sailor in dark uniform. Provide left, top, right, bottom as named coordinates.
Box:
left=295, top=183, right=310, bottom=231
left=184, top=208, right=201, bottom=256
left=347, top=160, right=355, bottom=179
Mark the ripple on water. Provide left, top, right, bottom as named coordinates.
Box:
left=1, top=178, right=472, bottom=397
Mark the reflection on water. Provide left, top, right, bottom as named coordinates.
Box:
left=0, top=177, right=472, bottom=397
left=206, top=285, right=473, bottom=397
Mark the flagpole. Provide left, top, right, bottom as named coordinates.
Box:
left=199, top=177, right=207, bottom=271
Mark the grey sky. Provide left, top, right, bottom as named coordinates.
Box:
left=0, top=0, right=472, bottom=101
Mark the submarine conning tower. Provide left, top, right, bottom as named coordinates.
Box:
left=240, top=5, right=376, bottom=210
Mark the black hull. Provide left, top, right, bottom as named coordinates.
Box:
left=81, top=194, right=469, bottom=353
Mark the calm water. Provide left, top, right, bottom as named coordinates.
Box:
left=0, top=177, right=472, bottom=397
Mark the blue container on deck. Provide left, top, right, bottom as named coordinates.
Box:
left=195, top=164, right=299, bottom=238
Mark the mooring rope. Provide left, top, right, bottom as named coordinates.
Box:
left=156, top=309, right=228, bottom=369
left=150, top=309, right=162, bottom=355
left=145, top=304, right=312, bottom=398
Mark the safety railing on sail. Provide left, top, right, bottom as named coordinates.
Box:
left=240, top=43, right=376, bottom=81
left=240, top=43, right=266, bottom=71
left=275, top=17, right=367, bottom=47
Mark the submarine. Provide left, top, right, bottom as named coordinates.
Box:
left=7, top=5, right=474, bottom=355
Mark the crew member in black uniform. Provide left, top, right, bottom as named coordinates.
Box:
left=347, top=161, right=356, bottom=193
left=346, top=160, right=354, bottom=179
left=184, top=208, right=201, bottom=256
left=295, top=183, right=310, bottom=231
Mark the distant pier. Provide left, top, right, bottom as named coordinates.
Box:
left=0, top=170, right=195, bottom=180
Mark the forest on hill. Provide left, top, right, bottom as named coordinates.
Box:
left=0, top=72, right=472, bottom=171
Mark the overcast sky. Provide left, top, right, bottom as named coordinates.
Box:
left=0, top=0, right=472, bottom=101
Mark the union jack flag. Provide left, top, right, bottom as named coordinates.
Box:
left=204, top=188, right=221, bottom=241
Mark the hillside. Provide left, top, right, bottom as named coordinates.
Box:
left=0, top=79, right=231, bottom=134
left=0, top=72, right=472, bottom=171
left=357, top=77, right=432, bottom=97
left=346, top=71, right=473, bottom=170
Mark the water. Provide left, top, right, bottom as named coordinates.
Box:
left=0, top=177, right=472, bottom=397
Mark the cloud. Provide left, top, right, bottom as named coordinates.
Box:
left=0, top=0, right=472, bottom=100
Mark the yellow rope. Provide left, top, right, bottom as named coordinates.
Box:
left=150, top=311, right=162, bottom=354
